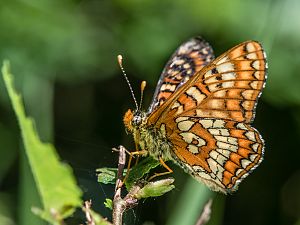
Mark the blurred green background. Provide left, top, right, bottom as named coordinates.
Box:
left=0, top=0, right=300, bottom=224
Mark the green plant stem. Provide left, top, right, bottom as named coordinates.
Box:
left=167, top=178, right=214, bottom=225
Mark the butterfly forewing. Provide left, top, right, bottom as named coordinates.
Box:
left=149, top=41, right=267, bottom=125
left=190, top=41, right=267, bottom=123
left=148, top=37, right=215, bottom=113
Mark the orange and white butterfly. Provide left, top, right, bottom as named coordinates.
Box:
left=123, top=37, right=267, bottom=194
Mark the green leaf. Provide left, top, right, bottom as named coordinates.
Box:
left=1, top=61, right=82, bottom=224
left=96, top=168, right=126, bottom=185
left=104, top=198, right=113, bottom=210
left=125, top=157, right=160, bottom=190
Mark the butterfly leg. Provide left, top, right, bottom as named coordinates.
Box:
left=134, top=142, right=141, bottom=165
left=148, top=157, right=173, bottom=181
left=123, top=149, right=147, bottom=183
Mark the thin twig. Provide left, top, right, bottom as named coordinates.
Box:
left=112, top=145, right=126, bottom=225
left=112, top=146, right=148, bottom=225
left=195, top=199, right=213, bottom=225
left=82, top=200, right=112, bottom=225
left=84, top=200, right=95, bottom=225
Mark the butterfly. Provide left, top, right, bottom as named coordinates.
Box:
left=123, top=37, right=267, bottom=194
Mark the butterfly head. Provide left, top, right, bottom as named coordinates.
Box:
left=123, top=109, right=147, bottom=133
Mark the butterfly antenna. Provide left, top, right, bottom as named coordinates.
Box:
left=117, top=55, right=138, bottom=109
left=139, top=81, right=146, bottom=110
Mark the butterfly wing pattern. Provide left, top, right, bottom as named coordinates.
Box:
left=147, top=40, right=267, bottom=193
left=148, top=37, right=215, bottom=113
left=123, top=37, right=267, bottom=194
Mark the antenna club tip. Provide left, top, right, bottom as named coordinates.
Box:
left=117, top=55, right=123, bottom=65
left=141, top=81, right=147, bottom=90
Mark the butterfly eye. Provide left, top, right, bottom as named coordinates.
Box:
left=132, top=111, right=146, bottom=127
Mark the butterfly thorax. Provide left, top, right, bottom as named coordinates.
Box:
left=123, top=109, right=173, bottom=160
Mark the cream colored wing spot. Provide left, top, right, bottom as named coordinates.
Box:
left=246, top=42, right=256, bottom=52
left=251, top=60, right=260, bottom=70
left=186, top=69, right=193, bottom=75
left=241, top=159, right=251, bottom=168
left=179, top=132, right=206, bottom=147
left=214, top=90, right=227, bottom=97
left=171, top=101, right=180, bottom=109
left=236, top=123, right=248, bottom=130
left=245, top=131, right=256, bottom=141
left=235, top=168, right=244, bottom=177
left=199, top=119, right=214, bottom=128
left=213, top=119, right=226, bottom=128
left=216, top=62, right=235, bottom=73
left=228, top=137, right=238, bottom=145
left=216, top=141, right=238, bottom=152
left=192, top=165, right=205, bottom=172
left=183, top=63, right=191, bottom=69
left=214, top=135, right=228, bottom=143
left=161, top=84, right=177, bottom=92
left=204, top=70, right=212, bottom=79
left=249, top=154, right=258, bottom=161
left=206, top=83, right=219, bottom=92
left=215, top=136, right=238, bottom=145
left=253, top=71, right=261, bottom=79
left=222, top=81, right=235, bottom=88
left=242, top=101, right=253, bottom=110
left=242, top=90, right=255, bottom=100
left=186, top=86, right=206, bottom=103
left=177, top=120, right=195, bottom=131
left=177, top=40, right=196, bottom=54
left=250, top=81, right=260, bottom=89
left=171, top=101, right=184, bottom=114
left=207, top=158, right=225, bottom=181
left=246, top=52, right=257, bottom=59
left=194, top=170, right=212, bottom=180
left=216, top=148, right=231, bottom=158
left=172, top=58, right=185, bottom=65
left=208, top=128, right=230, bottom=136
left=200, top=119, right=225, bottom=129
left=251, top=143, right=260, bottom=152
left=221, top=72, right=236, bottom=80
left=216, top=56, right=229, bottom=65
left=188, top=144, right=199, bottom=154
left=205, top=76, right=219, bottom=83
left=209, top=151, right=227, bottom=166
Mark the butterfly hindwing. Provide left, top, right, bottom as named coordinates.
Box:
left=167, top=116, right=264, bottom=193
left=148, top=37, right=215, bottom=113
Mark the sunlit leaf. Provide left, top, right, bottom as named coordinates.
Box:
left=2, top=61, right=82, bottom=224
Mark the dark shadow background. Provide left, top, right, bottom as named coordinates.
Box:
left=0, top=0, right=300, bottom=225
